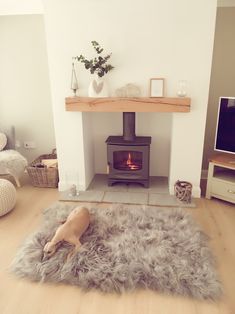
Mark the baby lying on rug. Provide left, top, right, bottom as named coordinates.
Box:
left=42, top=206, right=90, bottom=261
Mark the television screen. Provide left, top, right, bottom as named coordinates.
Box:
left=214, top=97, right=235, bottom=155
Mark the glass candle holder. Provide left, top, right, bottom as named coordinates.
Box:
left=177, top=80, right=187, bottom=97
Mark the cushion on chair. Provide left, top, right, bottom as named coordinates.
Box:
left=0, top=133, right=7, bottom=151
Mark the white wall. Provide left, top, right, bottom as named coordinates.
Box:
left=0, top=15, right=55, bottom=162
left=82, top=112, right=95, bottom=189
left=43, top=0, right=217, bottom=195
left=0, top=0, right=43, bottom=15
left=138, top=113, right=172, bottom=176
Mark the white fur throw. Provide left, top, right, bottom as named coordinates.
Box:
left=0, top=149, right=27, bottom=177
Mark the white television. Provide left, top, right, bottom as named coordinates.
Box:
left=214, top=97, right=235, bottom=155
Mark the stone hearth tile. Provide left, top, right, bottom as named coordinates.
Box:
left=59, top=190, right=104, bottom=202
left=127, top=176, right=169, bottom=193
left=149, top=176, right=169, bottom=193
left=88, top=174, right=128, bottom=192
left=103, top=191, right=148, bottom=205
left=149, top=193, right=196, bottom=207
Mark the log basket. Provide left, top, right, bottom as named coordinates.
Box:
left=26, top=149, right=59, bottom=188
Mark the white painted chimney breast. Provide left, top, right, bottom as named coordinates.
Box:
left=42, top=0, right=217, bottom=196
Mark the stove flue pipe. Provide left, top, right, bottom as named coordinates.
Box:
left=123, top=112, right=136, bottom=141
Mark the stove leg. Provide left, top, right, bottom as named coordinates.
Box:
left=143, top=181, right=149, bottom=188
left=108, top=180, right=113, bottom=187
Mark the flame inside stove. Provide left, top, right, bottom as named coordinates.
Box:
left=114, top=151, right=142, bottom=171
left=126, top=153, right=140, bottom=170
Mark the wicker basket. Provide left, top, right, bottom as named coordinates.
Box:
left=27, top=149, right=59, bottom=188
left=174, top=180, right=192, bottom=203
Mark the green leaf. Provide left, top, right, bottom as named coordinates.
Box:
left=74, top=41, right=114, bottom=76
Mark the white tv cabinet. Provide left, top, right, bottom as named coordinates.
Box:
left=206, top=153, right=235, bottom=204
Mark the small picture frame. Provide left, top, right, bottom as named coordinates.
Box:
left=150, top=78, right=164, bottom=97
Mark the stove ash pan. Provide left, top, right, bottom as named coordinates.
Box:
left=106, top=136, right=151, bottom=188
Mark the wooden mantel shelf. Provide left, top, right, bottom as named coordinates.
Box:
left=65, top=96, right=191, bottom=113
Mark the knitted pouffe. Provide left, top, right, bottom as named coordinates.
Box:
left=0, top=179, right=16, bottom=217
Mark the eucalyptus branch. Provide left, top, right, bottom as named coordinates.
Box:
left=74, top=41, right=114, bottom=77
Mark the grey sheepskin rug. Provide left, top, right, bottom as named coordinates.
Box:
left=11, top=203, right=222, bottom=299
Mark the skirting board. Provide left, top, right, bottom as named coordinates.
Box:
left=201, top=169, right=208, bottom=180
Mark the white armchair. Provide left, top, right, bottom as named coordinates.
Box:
left=0, top=127, right=27, bottom=187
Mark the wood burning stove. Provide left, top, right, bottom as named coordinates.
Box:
left=106, top=112, right=151, bottom=187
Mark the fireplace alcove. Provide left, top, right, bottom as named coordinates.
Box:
left=65, top=96, right=191, bottom=190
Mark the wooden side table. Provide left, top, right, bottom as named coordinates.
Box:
left=206, top=153, right=235, bottom=204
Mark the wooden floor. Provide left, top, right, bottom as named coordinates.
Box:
left=0, top=178, right=235, bottom=314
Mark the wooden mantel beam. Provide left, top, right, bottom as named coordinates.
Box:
left=65, top=96, right=191, bottom=113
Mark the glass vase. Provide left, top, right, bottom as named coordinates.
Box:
left=177, top=80, right=187, bottom=97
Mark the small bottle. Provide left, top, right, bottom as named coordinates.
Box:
left=177, top=80, right=187, bottom=97
left=69, top=184, right=77, bottom=197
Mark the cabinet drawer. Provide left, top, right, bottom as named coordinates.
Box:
left=211, top=179, right=235, bottom=202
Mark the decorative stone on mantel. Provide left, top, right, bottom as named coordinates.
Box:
left=65, top=97, right=191, bottom=113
